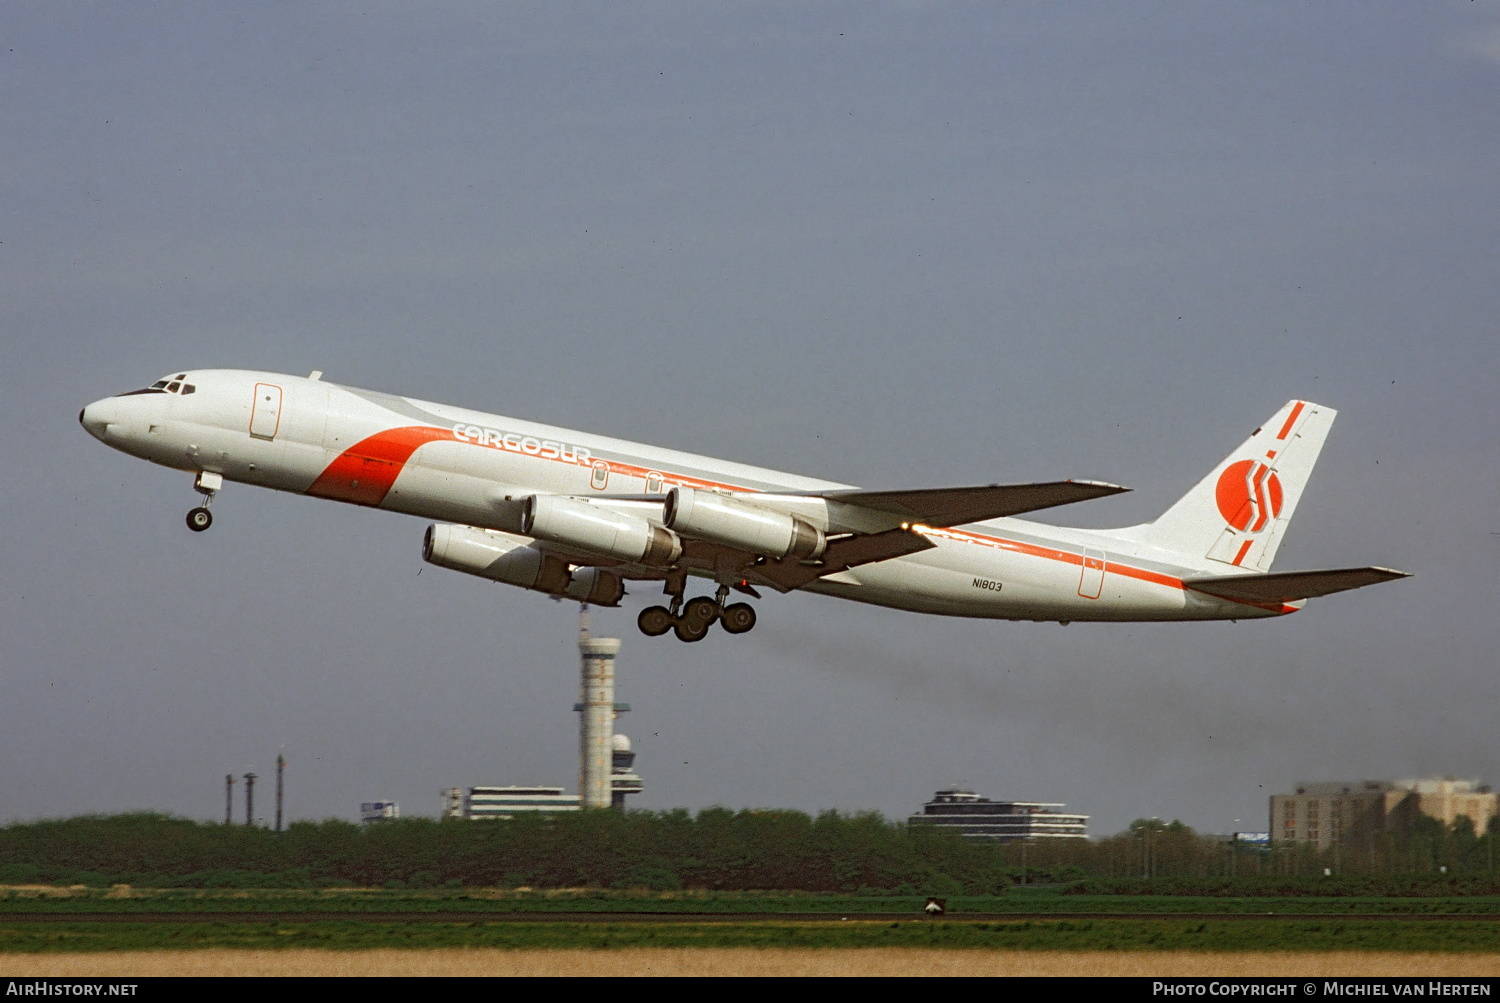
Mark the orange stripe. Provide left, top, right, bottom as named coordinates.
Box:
left=308, top=427, right=455, bottom=505
left=936, top=527, right=1185, bottom=591
left=595, top=457, right=749, bottom=494
left=310, top=425, right=757, bottom=507
left=1276, top=401, right=1305, bottom=440
left=1232, top=539, right=1254, bottom=565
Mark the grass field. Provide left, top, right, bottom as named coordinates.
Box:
left=3, top=948, right=1499, bottom=977
left=3, top=886, right=1498, bottom=959
left=0, top=918, right=1497, bottom=954
left=5, top=885, right=1500, bottom=915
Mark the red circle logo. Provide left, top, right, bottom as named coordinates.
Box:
left=1215, top=460, right=1283, bottom=533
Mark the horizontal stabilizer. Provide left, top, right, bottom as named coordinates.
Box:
left=820, top=480, right=1129, bottom=528
left=1184, top=566, right=1410, bottom=604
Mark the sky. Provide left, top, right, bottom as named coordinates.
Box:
left=2, top=2, right=1497, bottom=837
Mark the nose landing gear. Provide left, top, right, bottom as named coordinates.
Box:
left=637, top=581, right=759, bottom=641
left=186, top=471, right=223, bottom=533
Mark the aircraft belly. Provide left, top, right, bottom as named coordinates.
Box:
left=378, top=465, right=519, bottom=530
left=125, top=421, right=203, bottom=471
left=244, top=438, right=319, bottom=492
left=142, top=422, right=314, bottom=493
left=429, top=439, right=597, bottom=498
left=367, top=443, right=595, bottom=530
left=822, top=535, right=1226, bottom=622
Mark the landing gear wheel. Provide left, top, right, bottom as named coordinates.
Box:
left=720, top=602, right=757, bottom=634
left=186, top=507, right=213, bottom=532
left=673, top=616, right=711, bottom=643
left=637, top=606, right=674, bottom=637
left=681, top=596, right=719, bottom=627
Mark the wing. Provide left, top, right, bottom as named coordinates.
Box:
left=528, top=479, right=1126, bottom=593
left=745, top=529, right=937, bottom=592
left=1183, top=566, right=1410, bottom=603
left=818, top=480, right=1129, bottom=528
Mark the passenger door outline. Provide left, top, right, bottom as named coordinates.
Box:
left=250, top=383, right=283, bottom=441
left=1078, top=547, right=1106, bottom=599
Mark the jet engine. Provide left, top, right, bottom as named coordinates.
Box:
left=663, top=486, right=826, bottom=560
left=520, top=494, right=681, bottom=566
left=422, top=523, right=625, bottom=606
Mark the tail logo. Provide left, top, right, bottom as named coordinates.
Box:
left=1215, top=460, right=1283, bottom=533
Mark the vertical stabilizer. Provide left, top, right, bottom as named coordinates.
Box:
left=1130, top=401, right=1336, bottom=571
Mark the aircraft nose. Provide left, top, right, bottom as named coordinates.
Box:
left=79, top=399, right=113, bottom=441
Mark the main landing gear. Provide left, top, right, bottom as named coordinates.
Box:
left=637, top=582, right=758, bottom=642
left=186, top=471, right=223, bottom=533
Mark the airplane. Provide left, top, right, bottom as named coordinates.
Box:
left=79, top=369, right=1408, bottom=641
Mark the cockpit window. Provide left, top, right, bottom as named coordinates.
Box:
left=115, top=374, right=193, bottom=397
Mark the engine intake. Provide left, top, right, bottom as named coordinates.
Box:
left=520, top=494, right=681, bottom=566
left=422, top=523, right=624, bottom=605
left=663, top=486, right=825, bottom=560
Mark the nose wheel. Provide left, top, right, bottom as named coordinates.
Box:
left=186, top=471, right=223, bottom=532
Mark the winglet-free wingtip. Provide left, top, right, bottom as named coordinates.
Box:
left=1067, top=479, right=1131, bottom=494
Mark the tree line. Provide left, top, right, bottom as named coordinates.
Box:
left=0, top=810, right=1495, bottom=894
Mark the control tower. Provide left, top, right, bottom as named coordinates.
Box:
left=573, top=607, right=642, bottom=810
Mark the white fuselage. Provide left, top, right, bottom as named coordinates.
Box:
left=80, top=369, right=1290, bottom=623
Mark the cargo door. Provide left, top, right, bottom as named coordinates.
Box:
left=250, top=383, right=283, bottom=440
left=1077, top=547, right=1106, bottom=599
